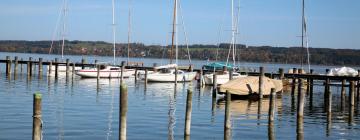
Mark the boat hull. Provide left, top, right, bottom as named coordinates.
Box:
left=147, top=72, right=197, bottom=82
left=75, top=69, right=135, bottom=78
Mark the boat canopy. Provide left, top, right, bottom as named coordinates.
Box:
left=204, top=62, right=235, bottom=70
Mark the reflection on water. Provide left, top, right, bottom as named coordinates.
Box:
left=1, top=53, right=360, bottom=139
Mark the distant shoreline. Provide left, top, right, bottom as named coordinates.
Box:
left=1, top=40, right=359, bottom=66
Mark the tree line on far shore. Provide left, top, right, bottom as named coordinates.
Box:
left=0, top=40, right=359, bottom=66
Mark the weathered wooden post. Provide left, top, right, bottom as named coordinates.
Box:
left=279, top=68, right=284, bottom=80
left=119, top=83, right=128, bottom=140
left=81, top=58, right=86, bottom=69
left=6, top=56, right=11, bottom=76
left=224, top=90, right=231, bottom=139
left=32, top=93, right=42, bottom=140
left=175, top=67, right=178, bottom=85
left=134, top=69, right=138, bottom=82
left=349, top=81, right=355, bottom=125
left=14, top=56, right=18, bottom=75
left=121, top=61, right=126, bottom=83
left=229, top=69, right=233, bottom=80
left=72, top=62, right=75, bottom=79
left=326, top=90, right=332, bottom=135
left=184, top=89, right=193, bottom=136
left=259, top=66, right=265, bottom=99
left=341, top=79, right=346, bottom=109
left=28, top=57, right=33, bottom=77
left=212, top=74, right=217, bottom=97
left=291, top=68, right=298, bottom=96
left=20, top=58, right=24, bottom=73
left=269, top=88, right=276, bottom=123
left=48, top=61, right=52, bottom=76
left=309, top=69, right=314, bottom=96
left=54, top=58, right=59, bottom=78
left=297, top=79, right=305, bottom=118
left=144, top=69, right=148, bottom=87
left=324, top=69, right=330, bottom=105
left=66, top=59, right=70, bottom=76
left=97, top=64, right=100, bottom=80
left=38, top=58, right=43, bottom=75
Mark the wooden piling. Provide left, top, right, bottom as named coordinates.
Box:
left=97, top=64, right=100, bottom=80
left=229, top=69, right=233, bottom=80
left=14, top=56, right=18, bottom=75
left=184, top=89, right=193, bottom=136
left=66, top=59, right=70, bottom=75
left=259, top=66, right=265, bottom=99
left=134, top=69, right=138, bottom=82
left=48, top=61, right=52, bottom=76
left=20, top=58, right=23, bottom=73
left=297, top=79, right=305, bottom=118
left=175, top=67, right=178, bottom=85
left=279, top=68, right=284, bottom=80
left=32, top=93, right=42, bottom=140
left=54, top=58, right=58, bottom=78
left=326, top=90, right=332, bottom=129
left=72, top=62, right=75, bottom=78
left=268, top=88, right=276, bottom=123
left=224, top=91, right=231, bottom=137
left=81, top=58, right=86, bottom=69
left=119, top=83, right=128, bottom=140
left=144, top=69, right=148, bottom=87
left=309, top=69, right=314, bottom=96
left=121, top=61, right=125, bottom=83
left=291, top=68, right=298, bottom=97
left=6, top=56, right=11, bottom=75
left=349, top=81, right=355, bottom=107
left=28, top=57, right=33, bottom=76
left=341, top=79, right=346, bottom=102
left=38, top=58, right=43, bottom=75
left=212, top=74, right=217, bottom=97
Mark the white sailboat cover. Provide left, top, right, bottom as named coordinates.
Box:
left=327, top=67, right=358, bottom=76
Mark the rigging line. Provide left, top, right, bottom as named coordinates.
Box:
left=178, top=0, right=191, bottom=64
left=49, top=1, right=64, bottom=54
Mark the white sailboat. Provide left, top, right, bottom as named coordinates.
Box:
left=147, top=0, right=196, bottom=82
left=75, top=0, right=135, bottom=78
left=204, top=0, right=246, bottom=85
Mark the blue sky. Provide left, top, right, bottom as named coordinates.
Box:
left=0, top=0, right=359, bottom=49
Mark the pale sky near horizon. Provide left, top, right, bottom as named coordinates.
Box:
left=0, top=0, right=359, bottom=49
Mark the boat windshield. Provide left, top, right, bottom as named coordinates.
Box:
left=159, top=68, right=171, bottom=74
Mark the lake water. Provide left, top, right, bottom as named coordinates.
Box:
left=0, top=52, right=360, bottom=140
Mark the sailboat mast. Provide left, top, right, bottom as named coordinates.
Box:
left=61, top=0, right=67, bottom=59
left=175, top=0, right=178, bottom=65
left=112, top=0, right=116, bottom=65
left=127, top=0, right=132, bottom=64
left=300, top=0, right=305, bottom=69
left=230, top=0, right=236, bottom=66
left=170, top=0, right=177, bottom=64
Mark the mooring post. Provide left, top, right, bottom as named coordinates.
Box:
left=309, top=69, right=314, bottom=95
left=184, top=89, right=193, bottom=136
left=212, top=74, right=217, bottom=97
left=341, top=79, right=346, bottom=101
left=224, top=90, right=231, bottom=138
left=279, top=68, right=284, bottom=80
left=97, top=64, right=100, bottom=80
left=291, top=68, right=298, bottom=96
left=297, top=79, right=305, bottom=118
left=72, top=62, right=75, bottom=78
left=38, top=58, right=43, bottom=75
left=14, top=56, right=18, bottom=75
left=54, top=58, right=58, bottom=78
left=32, top=93, right=42, bottom=140
left=119, top=83, right=128, bottom=140
left=144, top=69, right=148, bottom=87
left=134, top=69, right=138, bottom=82
left=175, top=67, right=178, bottom=85
left=324, top=69, right=330, bottom=103
left=48, top=61, right=52, bottom=76
left=269, top=88, right=276, bottom=123
left=81, top=58, right=86, bottom=69
left=229, top=69, right=233, bottom=80
left=28, top=57, right=33, bottom=77
left=349, top=81, right=355, bottom=125
left=326, top=89, right=332, bottom=128
left=66, top=59, right=70, bottom=75
left=259, top=66, right=265, bottom=99
left=20, top=58, right=24, bottom=73
left=121, top=61, right=125, bottom=83
left=6, top=56, right=11, bottom=76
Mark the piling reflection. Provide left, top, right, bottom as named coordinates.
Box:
left=168, top=87, right=177, bottom=140
left=268, top=122, right=275, bottom=140
left=296, top=118, right=304, bottom=140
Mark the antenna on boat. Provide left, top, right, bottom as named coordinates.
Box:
left=61, top=0, right=68, bottom=59
left=112, top=0, right=116, bottom=65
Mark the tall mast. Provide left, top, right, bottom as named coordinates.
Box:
left=300, top=0, right=305, bottom=69
left=112, top=0, right=116, bottom=65
left=170, top=0, right=177, bottom=64
left=175, top=0, right=178, bottom=65
left=127, top=0, right=132, bottom=64
left=231, top=0, right=236, bottom=66
left=61, top=0, right=67, bottom=59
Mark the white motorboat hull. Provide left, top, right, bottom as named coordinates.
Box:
left=204, top=73, right=247, bottom=85
left=76, top=68, right=135, bottom=78
left=147, top=72, right=197, bottom=82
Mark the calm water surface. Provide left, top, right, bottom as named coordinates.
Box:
left=0, top=52, right=360, bottom=139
